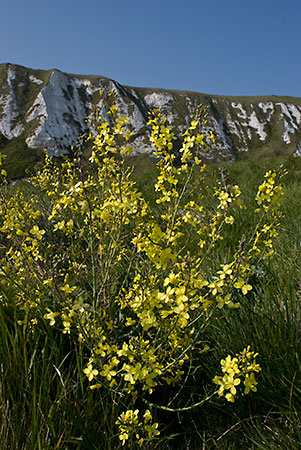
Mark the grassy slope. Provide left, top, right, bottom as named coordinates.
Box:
left=133, top=86, right=301, bottom=160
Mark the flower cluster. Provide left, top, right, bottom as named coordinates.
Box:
left=213, top=346, right=261, bottom=402
left=255, top=168, right=286, bottom=212
left=116, top=408, right=159, bottom=446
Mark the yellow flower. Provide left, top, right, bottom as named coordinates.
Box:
left=144, top=422, right=160, bottom=439
left=225, top=215, right=234, bottom=224
left=218, top=264, right=233, bottom=279
left=244, top=372, right=258, bottom=394
left=234, top=278, right=252, bottom=295
left=213, top=373, right=240, bottom=401
left=125, top=317, right=136, bottom=326
left=100, top=364, right=117, bottom=381
left=44, top=309, right=59, bottom=326
left=143, top=410, right=152, bottom=424
left=30, top=225, right=45, bottom=240
left=220, top=355, right=239, bottom=375
left=83, top=363, right=99, bottom=381
left=62, top=320, right=72, bottom=334
left=60, top=284, right=76, bottom=294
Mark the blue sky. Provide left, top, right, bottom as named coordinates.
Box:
left=1, top=0, right=300, bottom=97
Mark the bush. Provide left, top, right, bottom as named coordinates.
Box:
left=0, top=92, right=286, bottom=447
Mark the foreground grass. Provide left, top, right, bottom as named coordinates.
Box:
left=0, top=155, right=300, bottom=449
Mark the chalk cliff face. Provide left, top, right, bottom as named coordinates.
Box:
left=0, top=63, right=301, bottom=166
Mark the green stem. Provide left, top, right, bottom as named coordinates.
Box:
left=143, top=390, right=217, bottom=412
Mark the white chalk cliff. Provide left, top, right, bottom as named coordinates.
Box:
left=1, top=63, right=301, bottom=163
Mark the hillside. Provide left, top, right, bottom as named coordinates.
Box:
left=0, top=63, right=301, bottom=177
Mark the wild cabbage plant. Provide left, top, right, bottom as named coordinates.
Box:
left=0, top=90, right=286, bottom=447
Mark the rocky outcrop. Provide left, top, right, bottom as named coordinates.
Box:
left=1, top=63, right=301, bottom=162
